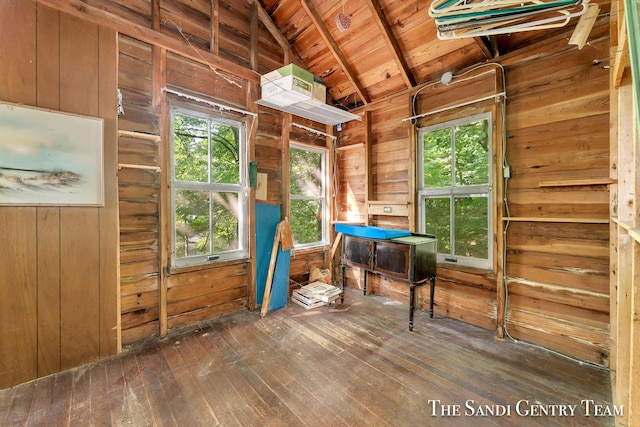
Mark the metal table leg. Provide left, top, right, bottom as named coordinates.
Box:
left=429, top=276, right=435, bottom=318
left=363, top=269, right=367, bottom=295
left=409, top=281, right=415, bottom=331
left=340, top=262, right=346, bottom=303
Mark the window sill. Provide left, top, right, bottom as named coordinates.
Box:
left=291, top=244, right=332, bottom=256
left=169, top=257, right=250, bottom=276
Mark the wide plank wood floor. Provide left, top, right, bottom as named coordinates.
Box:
left=1, top=287, right=614, bottom=426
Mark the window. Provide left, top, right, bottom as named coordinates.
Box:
left=171, top=108, right=248, bottom=267
left=418, top=113, right=492, bottom=270
left=289, top=144, right=328, bottom=249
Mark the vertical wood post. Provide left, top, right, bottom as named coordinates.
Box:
left=495, top=72, right=507, bottom=340
left=152, top=0, right=168, bottom=339
left=247, top=2, right=259, bottom=310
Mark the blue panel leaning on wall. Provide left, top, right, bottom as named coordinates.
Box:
left=255, top=202, right=290, bottom=312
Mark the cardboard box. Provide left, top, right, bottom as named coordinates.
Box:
left=261, top=64, right=314, bottom=106
left=312, top=81, right=326, bottom=103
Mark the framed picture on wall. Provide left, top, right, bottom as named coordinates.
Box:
left=0, top=102, right=104, bottom=206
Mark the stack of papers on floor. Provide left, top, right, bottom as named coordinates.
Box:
left=291, top=282, right=342, bottom=310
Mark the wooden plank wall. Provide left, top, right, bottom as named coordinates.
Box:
left=113, top=0, right=260, bottom=342
left=335, top=119, right=367, bottom=224
left=390, top=72, right=500, bottom=332
left=118, top=132, right=162, bottom=344
left=0, top=1, right=119, bottom=389
left=503, top=29, right=611, bottom=366
left=118, top=35, right=156, bottom=134
left=337, top=24, right=611, bottom=365
left=256, top=106, right=285, bottom=203
left=111, top=0, right=332, bottom=343
left=368, top=96, right=413, bottom=230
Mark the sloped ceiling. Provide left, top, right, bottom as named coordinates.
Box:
left=258, top=0, right=610, bottom=110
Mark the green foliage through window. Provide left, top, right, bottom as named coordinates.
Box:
left=289, top=145, right=326, bottom=247
left=171, top=110, right=245, bottom=266
left=419, top=113, right=492, bottom=269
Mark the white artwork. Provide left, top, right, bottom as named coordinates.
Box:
left=0, top=102, right=104, bottom=206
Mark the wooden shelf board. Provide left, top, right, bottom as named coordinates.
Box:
left=118, top=130, right=161, bottom=141
left=538, top=178, right=614, bottom=188
left=502, top=217, right=609, bottom=224
left=614, top=219, right=640, bottom=242
left=118, top=163, right=161, bottom=172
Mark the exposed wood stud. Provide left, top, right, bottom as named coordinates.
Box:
left=250, top=2, right=258, bottom=71
left=246, top=0, right=292, bottom=54
left=210, top=0, right=219, bottom=56
left=473, top=36, right=494, bottom=59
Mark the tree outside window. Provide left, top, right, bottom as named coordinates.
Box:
left=418, top=113, right=492, bottom=270
left=171, top=110, right=247, bottom=266
left=289, top=144, right=328, bottom=248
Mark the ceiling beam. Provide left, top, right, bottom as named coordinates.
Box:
left=473, top=36, right=495, bottom=59
left=245, top=0, right=308, bottom=71
left=364, top=0, right=416, bottom=89
left=34, top=0, right=260, bottom=83
left=246, top=0, right=291, bottom=55
left=299, top=0, right=371, bottom=104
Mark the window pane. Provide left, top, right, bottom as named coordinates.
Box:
left=424, top=197, right=451, bottom=254
left=212, top=192, right=239, bottom=252
left=173, top=114, right=209, bottom=183
left=290, top=147, right=322, bottom=196
left=454, top=195, right=488, bottom=259
left=211, top=123, right=240, bottom=184
left=423, top=128, right=452, bottom=187
left=290, top=199, right=322, bottom=244
left=175, top=190, right=210, bottom=258
left=454, top=120, right=489, bottom=186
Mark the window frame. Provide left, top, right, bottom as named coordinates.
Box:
left=417, top=112, right=493, bottom=270
left=170, top=106, right=249, bottom=268
left=289, top=142, right=330, bottom=250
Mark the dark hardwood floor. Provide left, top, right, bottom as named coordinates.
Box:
left=0, top=287, right=614, bottom=426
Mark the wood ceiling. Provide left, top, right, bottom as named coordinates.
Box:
left=257, top=0, right=610, bottom=110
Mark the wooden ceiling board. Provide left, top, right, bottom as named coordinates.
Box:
left=328, top=77, right=362, bottom=104
left=392, top=1, right=487, bottom=69
left=409, top=41, right=487, bottom=85
left=257, top=0, right=597, bottom=109
left=363, top=75, right=408, bottom=100
left=336, top=54, right=400, bottom=98
left=304, top=2, right=407, bottom=104
left=271, top=2, right=312, bottom=38
left=380, top=0, right=433, bottom=36
left=299, top=0, right=371, bottom=103
left=290, top=22, right=331, bottom=62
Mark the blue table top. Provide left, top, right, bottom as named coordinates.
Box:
left=335, top=224, right=412, bottom=239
